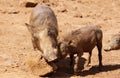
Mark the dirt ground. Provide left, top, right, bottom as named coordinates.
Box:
left=0, top=0, right=120, bottom=78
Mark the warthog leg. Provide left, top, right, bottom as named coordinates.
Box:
left=86, top=51, right=92, bottom=66
left=74, top=53, right=82, bottom=75
left=97, top=41, right=103, bottom=70
left=69, top=54, right=74, bottom=73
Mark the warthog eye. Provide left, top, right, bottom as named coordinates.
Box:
left=116, top=39, right=120, bottom=43
left=47, top=31, right=53, bottom=37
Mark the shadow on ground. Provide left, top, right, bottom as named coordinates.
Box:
left=79, top=64, right=120, bottom=76
left=50, top=57, right=120, bottom=78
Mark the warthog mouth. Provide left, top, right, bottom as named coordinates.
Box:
left=104, top=46, right=112, bottom=52
left=104, top=49, right=111, bottom=52
left=40, top=54, right=58, bottom=64
left=48, top=61, right=58, bottom=72
left=40, top=56, right=58, bottom=72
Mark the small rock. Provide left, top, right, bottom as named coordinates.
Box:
left=25, top=2, right=38, bottom=7
left=8, top=11, right=20, bottom=14
left=58, top=8, right=68, bottom=13
left=19, top=0, right=38, bottom=7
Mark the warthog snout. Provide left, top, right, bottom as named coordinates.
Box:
left=42, top=48, right=58, bottom=62
left=104, top=45, right=112, bottom=51
left=104, top=43, right=120, bottom=51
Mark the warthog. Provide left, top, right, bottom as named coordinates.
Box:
left=58, top=26, right=103, bottom=74
left=104, top=33, right=120, bottom=51
left=26, top=4, right=58, bottom=62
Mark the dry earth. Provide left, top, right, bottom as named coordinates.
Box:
left=0, top=0, right=120, bottom=78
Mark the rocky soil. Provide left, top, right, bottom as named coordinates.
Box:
left=0, top=0, right=120, bottom=78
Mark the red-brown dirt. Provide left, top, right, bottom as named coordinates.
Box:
left=0, top=0, right=120, bottom=78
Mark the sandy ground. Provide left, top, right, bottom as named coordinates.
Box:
left=0, top=0, right=120, bottom=78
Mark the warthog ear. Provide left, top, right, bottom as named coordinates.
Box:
left=68, top=40, right=76, bottom=48
left=57, top=41, right=63, bottom=57
left=68, top=40, right=75, bottom=46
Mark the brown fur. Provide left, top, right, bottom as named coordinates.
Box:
left=26, top=4, right=58, bottom=62
left=58, top=26, right=103, bottom=74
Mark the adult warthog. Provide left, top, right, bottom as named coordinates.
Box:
left=58, top=26, right=103, bottom=75
left=26, top=4, right=58, bottom=62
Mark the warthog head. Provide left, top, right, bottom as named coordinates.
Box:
left=57, top=38, right=76, bottom=59
left=104, top=34, right=120, bottom=51
left=58, top=42, right=68, bottom=59
left=26, top=23, right=58, bottom=62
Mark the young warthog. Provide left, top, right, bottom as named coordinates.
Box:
left=58, top=26, right=103, bottom=74
left=26, top=4, right=58, bottom=62
left=104, top=33, right=120, bottom=51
